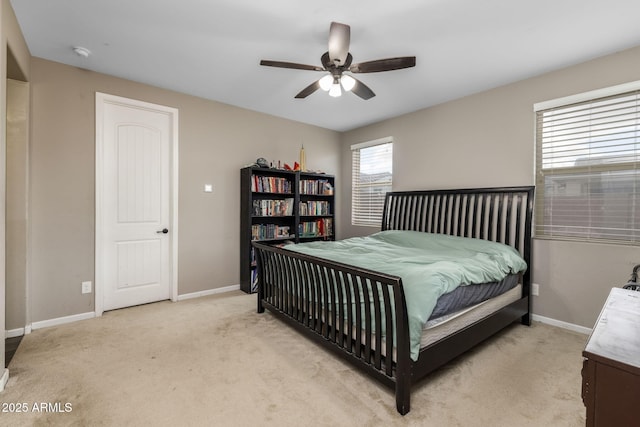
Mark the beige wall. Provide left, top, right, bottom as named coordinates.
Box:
left=340, top=44, right=640, bottom=329
left=28, top=58, right=341, bottom=323
left=6, top=79, right=29, bottom=331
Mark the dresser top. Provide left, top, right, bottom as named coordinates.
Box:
left=584, top=287, right=640, bottom=371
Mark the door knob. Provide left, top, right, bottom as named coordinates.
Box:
left=157, top=228, right=169, bottom=234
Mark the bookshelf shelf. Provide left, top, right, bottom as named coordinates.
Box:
left=240, top=166, right=336, bottom=293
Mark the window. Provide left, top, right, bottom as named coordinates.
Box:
left=535, top=82, right=640, bottom=243
left=351, top=137, right=393, bottom=226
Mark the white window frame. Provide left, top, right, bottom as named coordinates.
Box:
left=351, top=136, right=393, bottom=227
left=534, top=80, right=640, bottom=244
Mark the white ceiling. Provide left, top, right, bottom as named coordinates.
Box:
left=10, top=0, right=640, bottom=132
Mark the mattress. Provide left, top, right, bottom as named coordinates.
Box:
left=429, top=273, right=520, bottom=319
left=420, top=283, right=523, bottom=348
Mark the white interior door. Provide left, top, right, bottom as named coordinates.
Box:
left=96, top=93, right=178, bottom=313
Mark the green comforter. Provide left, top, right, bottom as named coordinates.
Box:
left=285, top=230, right=527, bottom=360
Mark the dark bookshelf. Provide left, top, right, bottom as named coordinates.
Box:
left=297, top=171, right=335, bottom=242
left=240, top=167, right=336, bottom=293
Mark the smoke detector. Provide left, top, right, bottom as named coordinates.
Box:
left=72, top=46, right=91, bottom=58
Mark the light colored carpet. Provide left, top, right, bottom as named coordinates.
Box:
left=1, top=291, right=587, bottom=426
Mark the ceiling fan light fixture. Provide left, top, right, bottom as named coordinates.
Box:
left=329, top=83, right=342, bottom=97
left=259, top=22, right=415, bottom=100
left=341, top=75, right=356, bottom=92
left=319, top=75, right=333, bottom=91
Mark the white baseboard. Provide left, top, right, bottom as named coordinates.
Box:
left=0, top=369, right=9, bottom=392
left=31, top=311, right=96, bottom=331
left=7, top=287, right=241, bottom=335
left=5, top=328, right=26, bottom=338
left=177, top=284, right=241, bottom=301
left=532, top=314, right=592, bottom=335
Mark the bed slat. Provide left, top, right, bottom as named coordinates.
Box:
left=372, top=280, right=383, bottom=370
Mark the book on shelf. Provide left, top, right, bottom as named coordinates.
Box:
left=251, top=224, right=293, bottom=240
left=252, top=198, right=294, bottom=216
left=299, top=218, right=333, bottom=238
left=299, top=179, right=334, bottom=195
left=251, top=175, right=292, bottom=194
left=299, top=200, right=331, bottom=216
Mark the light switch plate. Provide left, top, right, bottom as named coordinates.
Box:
left=204, top=184, right=213, bottom=193
left=82, top=281, right=92, bottom=294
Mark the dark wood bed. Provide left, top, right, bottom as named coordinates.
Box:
left=252, top=186, right=534, bottom=415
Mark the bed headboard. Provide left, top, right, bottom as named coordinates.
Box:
left=382, top=186, right=535, bottom=285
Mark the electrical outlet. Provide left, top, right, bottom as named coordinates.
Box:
left=531, top=283, right=540, bottom=296
left=82, top=281, right=92, bottom=294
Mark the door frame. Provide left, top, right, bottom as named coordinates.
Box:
left=95, top=92, right=179, bottom=316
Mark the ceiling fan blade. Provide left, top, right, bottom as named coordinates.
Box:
left=260, top=60, right=324, bottom=72
left=328, top=22, right=350, bottom=66
left=350, top=77, right=375, bottom=100
left=349, top=56, right=416, bottom=73
left=295, top=80, right=321, bottom=99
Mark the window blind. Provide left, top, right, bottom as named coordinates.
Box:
left=351, top=138, right=393, bottom=226
left=535, top=89, right=640, bottom=243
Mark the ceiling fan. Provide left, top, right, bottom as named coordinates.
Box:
left=260, top=22, right=416, bottom=100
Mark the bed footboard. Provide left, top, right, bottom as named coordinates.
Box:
left=253, top=242, right=414, bottom=414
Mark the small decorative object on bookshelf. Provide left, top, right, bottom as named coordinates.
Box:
left=240, top=166, right=336, bottom=293
left=299, top=145, right=306, bottom=171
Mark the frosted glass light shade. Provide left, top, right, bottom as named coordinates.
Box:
left=319, top=75, right=333, bottom=91
left=341, top=75, right=356, bottom=91
left=329, top=83, right=342, bottom=97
